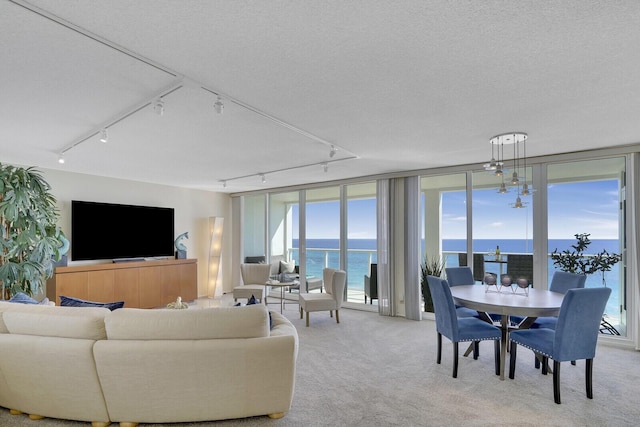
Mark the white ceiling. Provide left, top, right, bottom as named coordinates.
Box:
left=2, top=0, right=640, bottom=193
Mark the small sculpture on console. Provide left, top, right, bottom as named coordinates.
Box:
left=167, top=296, right=189, bottom=309
left=174, top=232, right=189, bottom=259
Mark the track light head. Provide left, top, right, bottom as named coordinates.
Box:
left=99, top=129, right=108, bottom=143
left=221, top=180, right=227, bottom=188
left=58, top=154, right=65, bottom=164
left=329, top=145, right=337, bottom=158
left=322, top=162, right=328, bottom=173
left=154, top=98, right=165, bottom=116
left=260, top=174, right=266, bottom=184
left=214, top=96, right=224, bottom=114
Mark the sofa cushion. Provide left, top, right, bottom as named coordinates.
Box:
left=105, top=303, right=270, bottom=340
left=60, top=295, right=125, bottom=311
left=0, top=303, right=110, bottom=339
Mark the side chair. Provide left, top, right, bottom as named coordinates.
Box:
left=508, top=287, right=611, bottom=404
left=427, top=275, right=501, bottom=378
left=299, top=268, right=346, bottom=327
left=234, top=263, right=270, bottom=304
left=364, top=263, right=378, bottom=304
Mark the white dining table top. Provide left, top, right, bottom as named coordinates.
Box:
left=449, top=285, right=565, bottom=317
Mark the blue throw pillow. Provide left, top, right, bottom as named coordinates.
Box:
left=59, top=295, right=124, bottom=311
left=8, top=292, right=39, bottom=304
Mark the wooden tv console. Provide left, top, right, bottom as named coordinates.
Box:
left=46, top=258, right=197, bottom=308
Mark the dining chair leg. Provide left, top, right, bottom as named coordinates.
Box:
left=453, top=342, right=459, bottom=378
left=542, top=356, right=549, bottom=375
left=571, top=360, right=576, bottom=366
left=494, top=340, right=500, bottom=376
left=553, top=360, right=561, bottom=404
left=586, top=358, right=593, bottom=399
left=534, top=355, right=540, bottom=369
left=436, top=333, right=442, bottom=365
left=508, top=341, right=517, bottom=379
left=473, top=341, right=479, bottom=360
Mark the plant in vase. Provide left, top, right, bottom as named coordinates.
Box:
left=0, top=163, right=66, bottom=298
left=550, top=233, right=622, bottom=335
left=420, top=254, right=447, bottom=313
left=550, top=233, right=621, bottom=287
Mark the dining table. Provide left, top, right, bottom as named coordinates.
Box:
left=449, top=284, right=565, bottom=380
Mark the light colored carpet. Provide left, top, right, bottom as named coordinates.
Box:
left=1, top=303, right=639, bottom=426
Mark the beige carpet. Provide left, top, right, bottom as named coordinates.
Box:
left=1, top=303, right=639, bottom=426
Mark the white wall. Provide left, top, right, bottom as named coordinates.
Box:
left=42, top=168, right=232, bottom=299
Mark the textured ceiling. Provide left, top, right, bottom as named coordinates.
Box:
left=2, top=0, right=640, bottom=193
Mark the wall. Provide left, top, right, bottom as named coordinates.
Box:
left=41, top=168, right=232, bottom=299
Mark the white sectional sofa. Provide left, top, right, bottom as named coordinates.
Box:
left=0, top=301, right=298, bottom=426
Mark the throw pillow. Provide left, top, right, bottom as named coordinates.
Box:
left=280, top=259, right=295, bottom=274
left=59, top=295, right=124, bottom=311
left=8, top=292, right=39, bottom=304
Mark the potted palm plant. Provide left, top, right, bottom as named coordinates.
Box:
left=0, top=163, right=66, bottom=298
left=420, top=253, right=447, bottom=312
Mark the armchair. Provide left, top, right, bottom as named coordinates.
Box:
left=234, top=263, right=271, bottom=303
left=299, top=268, right=346, bottom=327
left=364, top=263, right=378, bottom=304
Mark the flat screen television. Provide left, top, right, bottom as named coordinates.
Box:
left=71, top=200, right=175, bottom=261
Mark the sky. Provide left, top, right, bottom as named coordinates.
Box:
left=295, top=179, right=621, bottom=241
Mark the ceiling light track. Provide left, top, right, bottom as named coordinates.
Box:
left=9, top=0, right=179, bottom=78
left=200, top=86, right=355, bottom=158
left=218, top=157, right=356, bottom=188
left=58, top=80, right=183, bottom=158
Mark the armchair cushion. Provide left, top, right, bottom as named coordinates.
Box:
left=280, top=259, right=296, bottom=274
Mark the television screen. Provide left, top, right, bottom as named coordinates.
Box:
left=71, top=200, right=175, bottom=261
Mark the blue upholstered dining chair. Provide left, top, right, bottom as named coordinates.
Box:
left=508, top=287, right=611, bottom=404
left=444, top=267, right=480, bottom=318
left=531, top=271, right=587, bottom=329
left=426, top=275, right=502, bottom=378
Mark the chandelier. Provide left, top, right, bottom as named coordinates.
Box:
left=484, top=132, right=531, bottom=208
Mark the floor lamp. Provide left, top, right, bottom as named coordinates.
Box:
left=208, top=217, right=224, bottom=298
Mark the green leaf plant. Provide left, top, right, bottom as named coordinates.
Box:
left=0, top=163, right=65, bottom=298
left=550, top=233, right=622, bottom=287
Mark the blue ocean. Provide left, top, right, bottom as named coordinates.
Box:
left=292, top=238, right=622, bottom=317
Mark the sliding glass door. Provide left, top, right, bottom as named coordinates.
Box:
left=547, top=157, right=626, bottom=336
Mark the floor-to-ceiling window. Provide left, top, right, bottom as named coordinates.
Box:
left=304, top=187, right=341, bottom=281
left=268, top=191, right=298, bottom=264
left=472, top=165, right=534, bottom=284
left=346, top=182, right=377, bottom=304
left=242, top=194, right=266, bottom=260
left=547, top=157, right=627, bottom=336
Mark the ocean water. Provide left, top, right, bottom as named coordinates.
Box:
left=291, top=238, right=622, bottom=317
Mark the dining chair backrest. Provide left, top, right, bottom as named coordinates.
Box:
left=445, top=267, right=475, bottom=287
left=553, top=287, right=611, bottom=362
left=548, top=271, right=587, bottom=294
left=427, top=275, right=459, bottom=341
left=506, top=254, right=533, bottom=286
left=456, top=254, right=486, bottom=282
